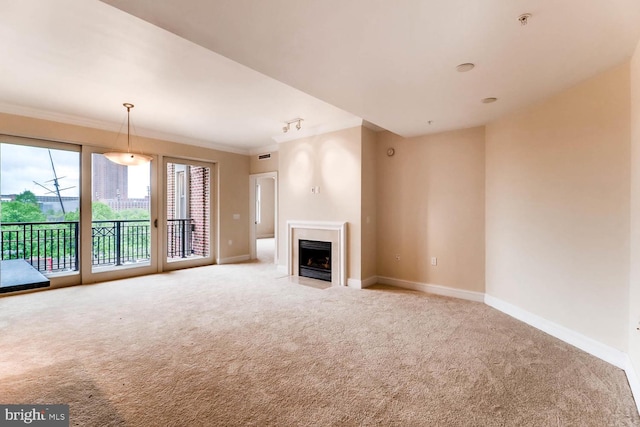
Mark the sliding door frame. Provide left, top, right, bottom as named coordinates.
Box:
left=0, top=135, right=82, bottom=289
left=80, top=145, right=159, bottom=284
left=161, top=156, right=216, bottom=272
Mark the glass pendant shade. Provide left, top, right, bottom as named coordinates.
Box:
left=103, top=151, right=153, bottom=166
left=104, top=103, right=151, bottom=166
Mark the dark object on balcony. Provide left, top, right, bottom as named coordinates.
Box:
left=299, top=239, right=331, bottom=282
left=0, top=259, right=50, bottom=293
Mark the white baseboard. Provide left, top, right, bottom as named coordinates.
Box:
left=216, top=254, right=250, bottom=265
left=347, top=276, right=378, bottom=289
left=376, top=276, right=485, bottom=302
left=338, top=273, right=639, bottom=412
left=484, top=294, right=627, bottom=369
left=276, top=264, right=288, bottom=275
left=625, top=355, right=640, bottom=414
left=266, top=264, right=640, bottom=411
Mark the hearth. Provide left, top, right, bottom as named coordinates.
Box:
left=299, top=239, right=331, bottom=282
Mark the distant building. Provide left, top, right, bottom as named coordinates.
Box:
left=92, top=155, right=128, bottom=200
left=102, top=197, right=149, bottom=212
left=167, top=163, right=209, bottom=257
left=0, top=194, right=79, bottom=214
left=36, top=195, right=79, bottom=213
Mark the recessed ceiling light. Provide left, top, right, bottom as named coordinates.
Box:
left=482, top=97, right=498, bottom=104
left=456, top=63, right=475, bottom=72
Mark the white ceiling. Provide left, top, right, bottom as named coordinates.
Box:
left=2, top=1, right=640, bottom=154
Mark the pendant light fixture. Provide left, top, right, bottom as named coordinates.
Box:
left=104, top=103, right=153, bottom=166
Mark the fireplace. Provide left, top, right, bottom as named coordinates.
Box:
left=299, top=240, right=332, bottom=282
left=287, top=220, right=346, bottom=286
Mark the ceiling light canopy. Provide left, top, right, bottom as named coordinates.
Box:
left=104, top=103, right=152, bottom=166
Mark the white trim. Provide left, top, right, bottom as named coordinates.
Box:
left=277, top=264, right=288, bottom=275
left=273, top=118, right=363, bottom=144
left=250, top=172, right=278, bottom=264
left=0, top=101, right=250, bottom=155
left=287, top=220, right=347, bottom=286
left=347, top=276, right=378, bottom=289
left=249, top=144, right=279, bottom=156
left=624, top=355, right=640, bottom=414
left=377, top=276, right=485, bottom=302
left=347, top=278, right=362, bottom=289
left=484, top=294, right=627, bottom=369
left=216, top=254, right=250, bottom=265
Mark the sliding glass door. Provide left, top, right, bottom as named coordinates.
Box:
left=0, top=139, right=80, bottom=279
left=1, top=139, right=219, bottom=286
left=163, top=157, right=214, bottom=270
left=81, top=148, right=158, bottom=282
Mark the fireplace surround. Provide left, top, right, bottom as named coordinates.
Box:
left=287, top=221, right=347, bottom=286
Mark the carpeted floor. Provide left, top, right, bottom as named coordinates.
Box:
left=257, top=237, right=275, bottom=264
left=0, top=260, right=638, bottom=426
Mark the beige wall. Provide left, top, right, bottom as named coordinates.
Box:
left=361, top=127, right=378, bottom=281
left=376, top=127, right=485, bottom=292
left=485, top=62, right=631, bottom=350
left=256, top=176, right=275, bottom=238
left=250, top=150, right=278, bottom=174
left=630, top=41, right=640, bottom=375
left=0, top=112, right=250, bottom=265
left=278, top=126, right=362, bottom=280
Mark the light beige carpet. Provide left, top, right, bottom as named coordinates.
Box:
left=0, top=261, right=638, bottom=426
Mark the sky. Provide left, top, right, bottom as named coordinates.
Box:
left=1, top=143, right=150, bottom=199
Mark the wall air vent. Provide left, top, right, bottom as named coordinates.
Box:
left=258, top=153, right=271, bottom=160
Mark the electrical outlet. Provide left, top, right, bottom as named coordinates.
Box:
left=228, top=240, right=233, bottom=246
left=431, top=257, right=437, bottom=266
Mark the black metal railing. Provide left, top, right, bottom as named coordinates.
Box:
left=91, top=220, right=150, bottom=267
left=1, top=221, right=79, bottom=273
left=167, top=218, right=194, bottom=259
left=0, top=219, right=201, bottom=274
left=1, top=219, right=153, bottom=273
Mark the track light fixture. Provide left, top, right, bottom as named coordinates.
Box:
left=282, top=118, right=304, bottom=133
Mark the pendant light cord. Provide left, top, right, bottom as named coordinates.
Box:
left=124, top=102, right=134, bottom=153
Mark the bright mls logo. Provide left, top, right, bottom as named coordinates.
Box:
left=0, top=405, right=68, bottom=426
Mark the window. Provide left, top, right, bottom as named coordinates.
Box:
left=1, top=141, right=80, bottom=274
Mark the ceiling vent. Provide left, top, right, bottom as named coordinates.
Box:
left=258, top=153, right=271, bottom=160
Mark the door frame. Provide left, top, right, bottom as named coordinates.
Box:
left=80, top=146, right=159, bottom=284
left=0, top=135, right=82, bottom=288
left=249, top=171, right=278, bottom=263
left=161, top=156, right=216, bottom=271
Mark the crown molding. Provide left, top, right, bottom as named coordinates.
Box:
left=0, top=102, right=250, bottom=156
left=248, top=144, right=279, bottom=156
left=362, top=120, right=386, bottom=132
left=0, top=102, right=121, bottom=133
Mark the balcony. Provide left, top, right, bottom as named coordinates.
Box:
left=1, top=219, right=195, bottom=274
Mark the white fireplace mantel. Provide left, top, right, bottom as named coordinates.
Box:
left=287, top=220, right=347, bottom=286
